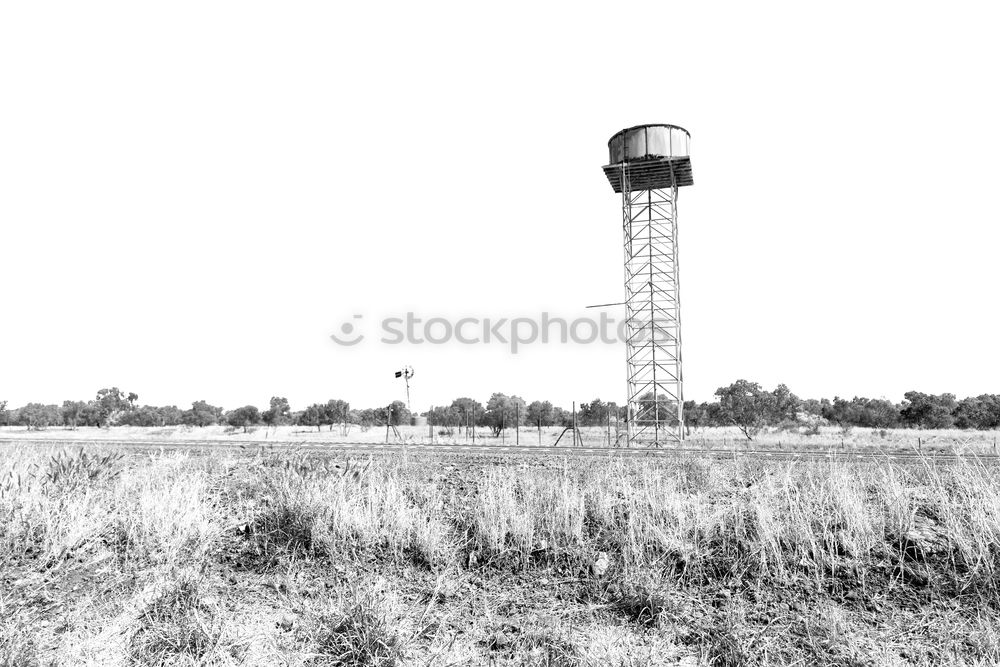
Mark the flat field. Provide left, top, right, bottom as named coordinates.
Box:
left=2, top=424, right=997, bottom=456
left=3, top=435, right=1000, bottom=665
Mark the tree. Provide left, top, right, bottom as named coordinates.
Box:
left=483, top=394, right=508, bottom=436
left=634, top=392, right=678, bottom=426
left=387, top=400, right=410, bottom=426
left=801, top=398, right=830, bottom=419
left=822, top=397, right=899, bottom=428
left=953, top=395, right=1000, bottom=430
left=449, top=398, right=484, bottom=426
left=0, top=400, right=7, bottom=426
left=299, top=404, right=326, bottom=432
left=158, top=405, right=185, bottom=426
left=262, top=397, right=292, bottom=427
left=18, top=403, right=61, bottom=430
left=770, top=384, right=801, bottom=424
left=578, top=398, right=613, bottom=426
left=323, top=400, right=350, bottom=430
left=183, top=400, right=223, bottom=427
left=426, top=405, right=458, bottom=427
left=94, top=387, right=138, bottom=427
left=482, top=393, right=526, bottom=436
left=119, top=405, right=165, bottom=427
left=900, top=392, right=957, bottom=429
left=525, top=400, right=554, bottom=429
left=226, top=405, right=261, bottom=433
left=299, top=405, right=320, bottom=430
left=683, top=401, right=713, bottom=432
left=714, top=380, right=776, bottom=440
left=107, top=404, right=188, bottom=427
left=75, top=402, right=101, bottom=427
left=552, top=406, right=571, bottom=427
left=61, top=401, right=88, bottom=429
left=354, top=408, right=378, bottom=428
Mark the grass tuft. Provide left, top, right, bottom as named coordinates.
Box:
left=43, top=448, right=123, bottom=493
left=129, top=570, right=222, bottom=665
left=0, top=614, right=38, bottom=667
left=300, top=585, right=405, bottom=666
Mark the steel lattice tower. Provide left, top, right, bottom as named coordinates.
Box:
left=603, top=125, right=693, bottom=447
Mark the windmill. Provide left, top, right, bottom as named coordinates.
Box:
left=394, top=365, right=414, bottom=411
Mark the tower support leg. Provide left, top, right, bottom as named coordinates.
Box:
left=621, top=180, right=684, bottom=447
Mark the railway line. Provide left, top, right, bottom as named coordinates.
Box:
left=2, top=437, right=997, bottom=464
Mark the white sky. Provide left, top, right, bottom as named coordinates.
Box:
left=2, top=2, right=999, bottom=412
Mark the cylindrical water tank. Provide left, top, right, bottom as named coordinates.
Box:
left=608, top=124, right=689, bottom=164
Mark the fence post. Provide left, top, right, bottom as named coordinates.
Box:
left=572, top=402, right=577, bottom=447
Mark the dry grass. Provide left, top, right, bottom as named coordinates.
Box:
left=237, top=455, right=453, bottom=568
left=2, top=442, right=1000, bottom=665
left=127, top=569, right=224, bottom=664
left=296, top=583, right=406, bottom=666
left=469, top=469, right=587, bottom=567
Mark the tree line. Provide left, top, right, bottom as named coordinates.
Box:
left=1, top=382, right=998, bottom=437
left=0, top=391, right=399, bottom=433
left=686, top=382, right=1000, bottom=439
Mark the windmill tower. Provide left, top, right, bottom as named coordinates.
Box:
left=602, top=124, right=693, bottom=446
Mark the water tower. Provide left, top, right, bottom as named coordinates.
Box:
left=602, top=124, right=693, bottom=446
